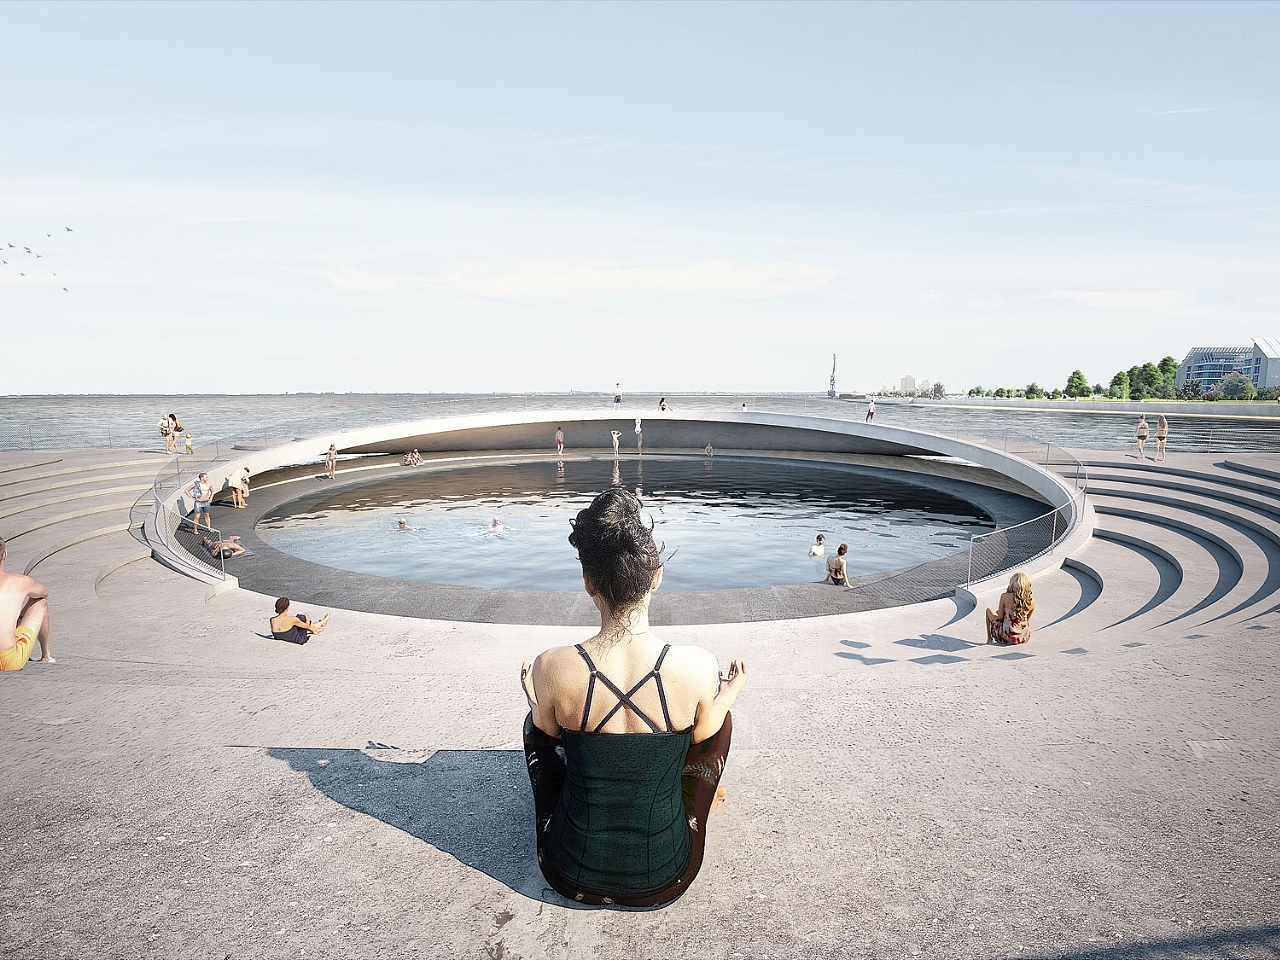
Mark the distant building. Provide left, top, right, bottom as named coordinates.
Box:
left=919, top=379, right=931, bottom=394
left=899, top=375, right=916, bottom=393
left=1175, top=338, right=1280, bottom=391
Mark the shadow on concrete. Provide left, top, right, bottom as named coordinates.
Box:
left=1041, top=563, right=1102, bottom=629
left=895, top=633, right=983, bottom=653
left=266, top=745, right=581, bottom=907
left=1009, top=923, right=1280, bottom=959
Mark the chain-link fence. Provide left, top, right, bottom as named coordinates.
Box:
left=142, top=456, right=231, bottom=580
left=828, top=437, right=1087, bottom=607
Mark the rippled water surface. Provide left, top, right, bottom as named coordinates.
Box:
left=256, top=458, right=996, bottom=591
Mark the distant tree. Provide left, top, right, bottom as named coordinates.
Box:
left=931, top=382, right=946, bottom=398
left=1092, top=383, right=1106, bottom=396
left=1050, top=388, right=1063, bottom=399
left=1259, top=386, right=1280, bottom=401
left=1108, top=371, right=1130, bottom=400
left=1025, top=382, right=1045, bottom=399
left=967, top=385, right=983, bottom=397
left=1178, top=379, right=1202, bottom=400
left=1219, top=371, right=1257, bottom=400
left=1064, top=370, right=1090, bottom=398
left=1158, top=355, right=1180, bottom=386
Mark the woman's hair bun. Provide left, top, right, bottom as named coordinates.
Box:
left=569, top=488, right=662, bottom=615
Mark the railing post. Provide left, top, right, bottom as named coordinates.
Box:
left=968, top=540, right=973, bottom=585
left=1052, top=510, right=1058, bottom=543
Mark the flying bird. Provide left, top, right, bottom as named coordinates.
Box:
left=65, top=227, right=73, bottom=232
left=23, top=247, right=30, bottom=253
left=62, top=287, right=69, bottom=292
left=46, top=232, right=51, bottom=237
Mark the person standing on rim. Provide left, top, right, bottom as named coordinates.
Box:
left=555, top=426, right=564, bottom=455
left=325, top=444, right=337, bottom=480
left=866, top=399, right=875, bottom=422
left=614, top=382, right=622, bottom=407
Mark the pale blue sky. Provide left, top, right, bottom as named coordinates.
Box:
left=2, top=1, right=1277, bottom=394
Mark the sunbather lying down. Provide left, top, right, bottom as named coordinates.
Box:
left=521, top=488, right=747, bottom=908
left=202, top=535, right=246, bottom=559
left=269, top=597, right=328, bottom=645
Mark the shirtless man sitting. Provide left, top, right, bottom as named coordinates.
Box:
left=0, top=535, right=55, bottom=671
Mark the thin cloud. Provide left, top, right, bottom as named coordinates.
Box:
left=1046, top=289, right=1190, bottom=313
left=299, top=258, right=839, bottom=300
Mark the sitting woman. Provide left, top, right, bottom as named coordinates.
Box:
left=269, top=597, right=329, bottom=645
left=520, top=488, right=747, bottom=907
left=825, top=542, right=850, bottom=586
left=985, top=572, right=1035, bottom=645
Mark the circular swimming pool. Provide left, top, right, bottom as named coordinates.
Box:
left=255, top=457, right=999, bottom=591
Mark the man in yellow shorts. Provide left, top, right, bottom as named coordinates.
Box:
left=0, top=535, right=54, bottom=671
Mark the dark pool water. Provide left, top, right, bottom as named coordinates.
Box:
left=255, top=457, right=996, bottom=591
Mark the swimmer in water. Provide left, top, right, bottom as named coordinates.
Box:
left=397, top=519, right=409, bottom=531
left=485, top=518, right=506, bottom=536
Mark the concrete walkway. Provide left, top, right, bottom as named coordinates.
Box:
left=1, top=447, right=1277, bottom=960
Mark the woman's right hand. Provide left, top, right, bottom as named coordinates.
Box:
left=717, top=659, right=747, bottom=698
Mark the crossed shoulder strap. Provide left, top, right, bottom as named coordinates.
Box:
left=575, top=644, right=674, bottom=733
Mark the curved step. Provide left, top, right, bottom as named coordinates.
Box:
left=2, top=501, right=139, bottom=544
left=1087, top=471, right=1280, bottom=522
left=1087, top=488, right=1280, bottom=621
left=0, top=466, right=165, bottom=500
left=1221, top=459, right=1280, bottom=490
left=0, top=483, right=154, bottom=521
left=0, top=456, right=167, bottom=488
left=1091, top=502, right=1266, bottom=626
left=0, top=456, right=64, bottom=475
left=23, top=523, right=133, bottom=576
left=1062, top=530, right=1178, bottom=631
left=1091, top=526, right=1185, bottom=627
left=1073, top=458, right=1280, bottom=502
left=1039, top=557, right=1104, bottom=628
left=94, top=548, right=155, bottom=596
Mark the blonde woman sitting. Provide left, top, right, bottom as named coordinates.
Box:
left=985, top=572, right=1035, bottom=645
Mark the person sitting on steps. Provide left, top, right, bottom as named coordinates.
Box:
left=0, top=535, right=55, bottom=670
left=520, top=488, right=747, bottom=907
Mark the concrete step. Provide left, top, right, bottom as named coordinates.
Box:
left=1058, top=530, right=1177, bottom=635
left=0, top=483, right=153, bottom=522
left=3, top=502, right=140, bottom=575
left=0, top=466, right=165, bottom=500
left=0, top=455, right=167, bottom=487
left=0, top=455, right=64, bottom=475
left=1086, top=484, right=1280, bottom=622
left=1089, top=499, right=1269, bottom=628
left=1086, top=471, right=1280, bottom=522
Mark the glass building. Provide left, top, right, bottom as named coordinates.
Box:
left=1175, top=338, right=1280, bottom=392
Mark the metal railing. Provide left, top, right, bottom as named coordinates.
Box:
left=962, top=439, right=1087, bottom=587
left=143, top=456, right=229, bottom=580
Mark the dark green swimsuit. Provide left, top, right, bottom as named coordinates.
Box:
left=523, top=644, right=734, bottom=908
left=545, top=645, right=692, bottom=899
